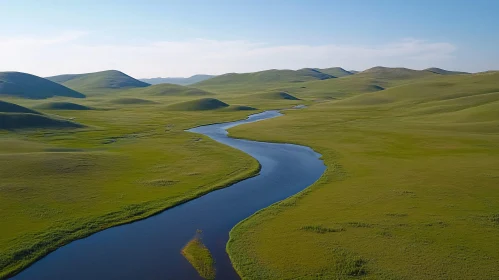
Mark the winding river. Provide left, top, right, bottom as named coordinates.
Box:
left=13, top=110, right=326, bottom=280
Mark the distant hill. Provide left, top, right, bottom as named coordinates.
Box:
left=46, top=74, right=82, bottom=84
left=0, top=113, right=83, bottom=130
left=167, top=98, right=229, bottom=111
left=222, top=105, right=257, bottom=111
left=0, top=72, right=85, bottom=99
left=336, top=72, right=499, bottom=117
left=0, top=101, right=83, bottom=129
left=107, top=98, right=158, bottom=105
left=35, top=102, right=94, bottom=110
left=0, top=100, right=41, bottom=114
left=131, top=83, right=213, bottom=96
left=425, top=67, right=469, bottom=75
left=140, top=75, right=214, bottom=86
left=258, top=92, right=300, bottom=100
left=46, top=70, right=150, bottom=94
left=315, top=67, right=353, bottom=77
left=359, top=66, right=437, bottom=81
left=194, top=68, right=334, bottom=92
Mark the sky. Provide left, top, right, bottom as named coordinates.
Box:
left=0, top=0, right=498, bottom=78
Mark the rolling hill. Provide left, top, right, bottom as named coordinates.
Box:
left=0, top=100, right=41, bottom=114
left=258, top=92, right=300, bottom=100
left=167, top=98, right=229, bottom=111
left=140, top=74, right=214, bottom=85
left=0, top=72, right=85, bottom=99
left=226, top=70, right=499, bottom=279
left=35, top=102, right=94, bottom=110
left=107, top=98, right=158, bottom=105
left=0, top=113, right=83, bottom=130
left=358, top=66, right=438, bottom=82
left=46, top=70, right=150, bottom=94
left=315, top=67, right=354, bottom=77
left=131, top=83, right=213, bottom=96
left=0, top=101, right=83, bottom=130
left=335, top=71, right=499, bottom=126
left=425, top=67, right=469, bottom=75
left=193, top=68, right=334, bottom=92
left=270, top=67, right=471, bottom=100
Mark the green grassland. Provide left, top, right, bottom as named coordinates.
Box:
left=194, top=68, right=335, bottom=93
left=425, top=67, right=469, bottom=75
left=34, top=102, right=94, bottom=110
left=140, top=74, right=215, bottom=86
left=0, top=72, right=85, bottom=99
left=182, top=232, right=216, bottom=279
left=227, top=72, right=499, bottom=279
left=128, top=82, right=214, bottom=96
left=314, top=67, right=354, bottom=77
left=47, top=70, right=149, bottom=95
left=0, top=89, right=289, bottom=278
left=1, top=66, right=498, bottom=279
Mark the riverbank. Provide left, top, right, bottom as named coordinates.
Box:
left=0, top=108, right=260, bottom=279
left=10, top=111, right=325, bottom=279
left=226, top=99, right=499, bottom=279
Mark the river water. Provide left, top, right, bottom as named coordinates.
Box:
left=13, top=111, right=325, bottom=280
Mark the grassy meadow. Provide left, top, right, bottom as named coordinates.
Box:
left=0, top=85, right=301, bottom=278
left=182, top=231, right=216, bottom=279
left=1, top=67, right=498, bottom=279
left=227, top=72, right=499, bottom=279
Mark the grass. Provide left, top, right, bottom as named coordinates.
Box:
left=140, top=74, right=215, bottom=86
left=2, top=67, right=499, bottom=279
left=167, top=98, right=229, bottom=111
left=34, top=102, right=94, bottom=110
left=194, top=68, right=334, bottom=93
left=0, top=113, right=83, bottom=130
left=425, top=67, right=468, bottom=75
left=221, top=105, right=257, bottom=111
left=47, top=70, right=149, bottom=94
left=226, top=72, right=499, bottom=279
left=0, top=100, right=40, bottom=114
left=257, top=91, right=300, bottom=100
left=107, top=97, right=158, bottom=105
left=315, top=67, right=354, bottom=77
left=181, top=231, right=216, bottom=279
left=0, top=72, right=85, bottom=99
left=129, top=83, right=214, bottom=96
left=0, top=90, right=279, bottom=278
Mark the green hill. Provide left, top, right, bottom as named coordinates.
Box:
left=167, top=98, right=229, bottom=111
left=0, top=113, right=83, bottom=130
left=315, top=67, right=353, bottom=77
left=140, top=74, right=215, bottom=85
left=226, top=71, right=499, bottom=279
left=0, top=72, right=85, bottom=99
left=194, top=68, right=334, bottom=92
left=358, top=66, right=437, bottom=82
left=131, top=83, right=213, bottom=96
left=35, top=102, right=94, bottom=110
left=222, top=105, right=257, bottom=111
left=425, top=67, right=469, bottom=75
left=276, top=75, right=385, bottom=100
left=45, top=74, right=82, bottom=84
left=258, top=91, right=300, bottom=100
left=108, top=98, right=158, bottom=105
left=47, top=70, right=150, bottom=94
left=0, top=100, right=41, bottom=114
left=335, top=72, right=499, bottom=125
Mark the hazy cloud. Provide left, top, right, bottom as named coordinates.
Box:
left=0, top=32, right=458, bottom=77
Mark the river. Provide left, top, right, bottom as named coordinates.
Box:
left=13, top=110, right=326, bottom=280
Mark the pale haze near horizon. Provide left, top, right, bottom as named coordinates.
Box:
left=0, top=0, right=498, bottom=78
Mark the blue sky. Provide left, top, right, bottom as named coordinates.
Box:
left=0, top=0, right=498, bottom=77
